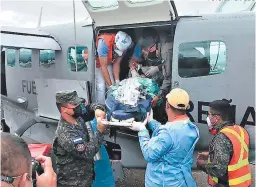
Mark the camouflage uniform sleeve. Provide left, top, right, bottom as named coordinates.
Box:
left=158, top=43, right=173, bottom=99
left=81, top=103, right=106, bottom=122
left=58, top=127, right=104, bottom=160
left=87, top=103, right=105, bottom=112
left=202, top=133, right=233, bottom=178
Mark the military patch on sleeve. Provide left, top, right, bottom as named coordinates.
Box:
left=72, top=137, right=84, bottom=144
left=76, top=144, right=86, bottom=152
left=72, top=137, right=86, bottom=152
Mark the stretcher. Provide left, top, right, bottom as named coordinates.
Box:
left=103, top=78, right=155, bottom=127
left=101, top=118, right=134, bottom=127
left=103, top=96, right=151, bottom=127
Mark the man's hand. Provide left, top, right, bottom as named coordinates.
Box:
left=97, top=118, right=106, bottom=133
left=95, top=109, right=106, bottom=133
left=35, top=155, right=57, bottom=187
left=145, top=66, right=159, bottom=77
left=142, top=49, right=149, bottom=59
left=148, top=109, right=154, bottom=122
left=140, top=74, right=147, bottom=78
left=131, top=69, right=140, bottom=77
left=129, top=114, right=148, bottom=131
left=115, top=80, right=120, bottom=86
left=197, top=152, right=209, bottom=160
left=196, top=159, right=206, bottom=167
left=107, top=85, right=115, bottom=92
left=95, top=109, right=106, bottom=121
left=151, top=96, right=159, bottom=108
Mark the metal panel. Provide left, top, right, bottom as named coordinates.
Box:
left=35, top=78, right=89, bottom=120
left=172, top=12, right=255, bottom=162
left=1, top=26, right=54, bottom=36
left=1, top=33, right=61, bottom=50
left=82, top=0, right=177, bottom=27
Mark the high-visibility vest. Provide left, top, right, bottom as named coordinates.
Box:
left=208, top=125, right=251, bottom=187
left=95, top=33, right=116, bottom=68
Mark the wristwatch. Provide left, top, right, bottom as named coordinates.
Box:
left=94, top=104, right=106, bottom=112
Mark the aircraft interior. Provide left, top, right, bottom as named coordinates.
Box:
left=97, top=26, right=173, bottom=80
left=96, top=26, right=174, bottom=126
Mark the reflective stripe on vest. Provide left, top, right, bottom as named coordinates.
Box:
left=96, top=33, right=116, bottom=68
left=208, top=125, right=251, bottom=187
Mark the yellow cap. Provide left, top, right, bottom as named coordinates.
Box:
left=166, top=88, right=189, bottom=110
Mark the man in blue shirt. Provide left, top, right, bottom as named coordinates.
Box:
left=130, top=88, right=200, bottom=187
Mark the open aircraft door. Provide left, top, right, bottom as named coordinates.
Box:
left=82, top=0, right=178, bottom=27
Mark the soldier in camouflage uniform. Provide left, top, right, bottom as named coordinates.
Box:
left=53, top=90, right=106, bottom=187
left=196, top=99, right=251, bottom=187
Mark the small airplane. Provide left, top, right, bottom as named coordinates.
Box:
left=1, top=0, right=255, bottom=182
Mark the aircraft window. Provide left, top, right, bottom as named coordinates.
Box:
left=6, top=49, right=16, bottom=67
left=40, top=50, right=55, bottom=68
left=178, top=41, right=226, bottom=78
left=87, top=0, right=118, bottom=10
left=67, top=46, right=88, bottom=72
left=194, top=47, right=205, bottom=56
left=19, top=48, right=32, bottom=68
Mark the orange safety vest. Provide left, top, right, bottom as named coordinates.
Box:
left=208, top=125, right=251, bottom=187
left=95, top=33, right=116, bottom=68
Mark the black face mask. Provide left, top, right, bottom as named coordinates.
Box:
left=73, top=103, right=87, bottom=118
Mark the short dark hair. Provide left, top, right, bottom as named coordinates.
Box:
left=209, top=99, right=232, bottom=121
left=1, top=132, right=31, bottom=176
left=142, top=27, right=158, bottom=40
left=169, top=104, right=186, bottom=115
left=56, top=103, right=68, bottom=113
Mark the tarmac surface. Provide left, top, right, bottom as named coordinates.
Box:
left=21, top=137, right=255, bottom=187
left=116, top=165, right=255, bottom=187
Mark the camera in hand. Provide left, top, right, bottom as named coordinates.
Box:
left=32, top=159, right=44, bottom=187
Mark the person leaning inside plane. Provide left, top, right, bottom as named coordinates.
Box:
left=129, top=88, right=200, bottom=187
left=96, top=31, right=133, bottom=105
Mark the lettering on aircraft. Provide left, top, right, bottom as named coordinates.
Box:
left=188, top=101, right=255, bottom=127
left=22, top=80, right=36, bottom=95
left=186, top=101, right=195, bottom=122
left=240, top=107, right=255, bottom=126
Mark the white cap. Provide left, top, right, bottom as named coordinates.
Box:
left=115, top=31, right=132, bottom=56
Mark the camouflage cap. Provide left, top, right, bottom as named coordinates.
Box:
left=55, top=90, right=84, bottom=105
